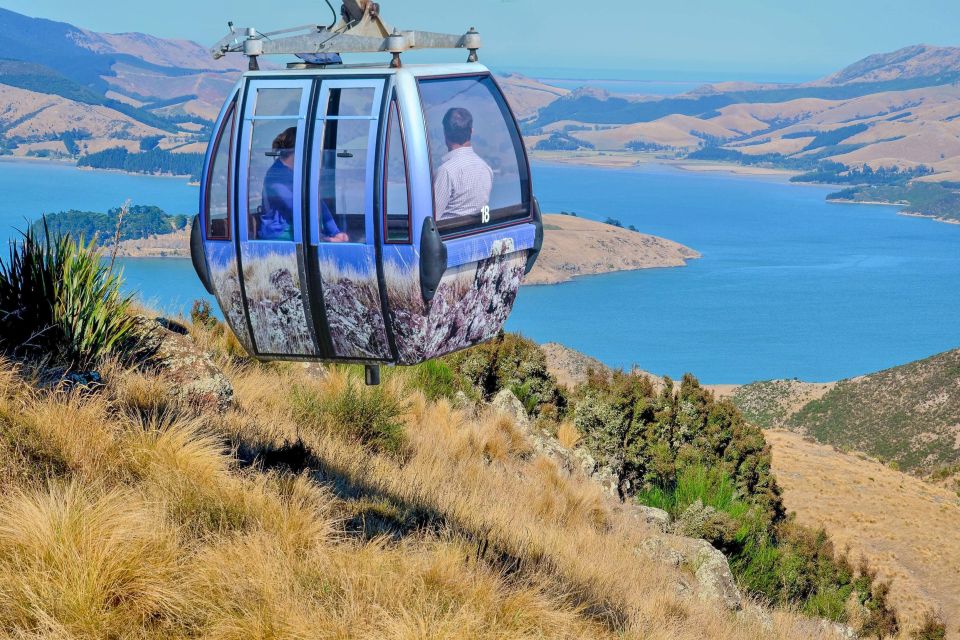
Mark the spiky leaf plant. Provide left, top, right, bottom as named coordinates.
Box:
left=0, top=220, right=138, bottom=369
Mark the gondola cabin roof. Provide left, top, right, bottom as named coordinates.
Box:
left=242, top=62, right=494, bottom=78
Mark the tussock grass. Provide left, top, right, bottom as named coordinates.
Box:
left=291, top=369, right=409, bottom=456
left=0, top=320, right=846, bottom=639
left=557, top=420, right=581, bottom=449
left=0, top=482, right=184, bottom=637
left=0, top=223, right=139, bottom=369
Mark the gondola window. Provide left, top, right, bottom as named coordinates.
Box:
left=317, top=87, right=380, bottom=243
left=418, top=75, right=531, bottom=235
left=247, top=87, right=304, bottom=241
left=384, top=100, right=411, bottom=243
left=206, top=100, right=235, bottom=240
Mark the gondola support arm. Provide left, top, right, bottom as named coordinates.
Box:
left=210, top=1, right=480, bottom=64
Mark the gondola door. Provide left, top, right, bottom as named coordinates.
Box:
left=237, top=79, right=321, bottom=357
left=308, top=78, right=392, bottom=360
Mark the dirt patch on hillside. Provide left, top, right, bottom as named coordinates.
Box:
left=768, top=429, right=960, bottom=637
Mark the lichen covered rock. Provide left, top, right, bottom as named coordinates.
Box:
left=137, top=317, right=233, bottom=412
left=639, top=535, right=744, bottom=611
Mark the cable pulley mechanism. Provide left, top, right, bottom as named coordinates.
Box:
left=210, top=0, right=481, bottom=66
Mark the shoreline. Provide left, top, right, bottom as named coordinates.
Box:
left=530, top=151, right=960, bottom=227
left=827, top=199, right=906, bottom=207
left=528, top=149, right=802, bottom=178
left=1, top=155, right=197, bottom=183
left=899, top=210, right=960, bottom=225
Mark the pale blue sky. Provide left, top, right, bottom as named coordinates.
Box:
left=4, top=0, right=958, bottom=78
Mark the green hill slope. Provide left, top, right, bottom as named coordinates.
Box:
left=782, top=349, right=960, bottom=474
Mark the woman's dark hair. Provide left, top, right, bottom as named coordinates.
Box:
left=272, top=126, right=298, bottom=158
left=442, top=107, right=473, bottom=145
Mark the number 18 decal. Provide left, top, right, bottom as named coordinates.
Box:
left=481, top=205, right=490, bottom=224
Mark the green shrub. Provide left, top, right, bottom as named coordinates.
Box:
left=0, top=222, right=137, bottom=368
left=911, top=612, right=947, bottom=640
left=406, top=360, right=458, bottom=401
left=576, top=370, right=897, bottom=630
left=291, top=380, right=408, bottom=456
left=190, top=299, right=218, bottom=331
left=446, top=332, right=566, bottom=416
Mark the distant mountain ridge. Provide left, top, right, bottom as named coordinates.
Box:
left=816, top=44, right=960, bottom=85
left=522, top=44, right=960, bottom=220
left=0, top=7, right=563, bottom=165
left=0, top=7, right=245, bottom=161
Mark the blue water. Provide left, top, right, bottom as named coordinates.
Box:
left=1, top=158, right=958, bottom=383
left=509, top=163, right=960, bottom=382
left=0, top=159, right=205, bottom=316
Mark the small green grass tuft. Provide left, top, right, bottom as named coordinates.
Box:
left=291, top=378, right=408, bottom=456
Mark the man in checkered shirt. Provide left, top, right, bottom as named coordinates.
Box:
left=433, top=107, right=494, bottom=221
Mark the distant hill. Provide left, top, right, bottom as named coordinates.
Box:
left=521, top=45, right=960, bottom=220
left=0, top=7, right=244, bottom=161
left=0, top=8, right=563, bottom=175
left=732, top=349, right=960, bottom=476
left=816, top=44, right=960, bottom=85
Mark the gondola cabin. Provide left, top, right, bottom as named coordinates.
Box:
left=191, top=7, right=542, bottom=380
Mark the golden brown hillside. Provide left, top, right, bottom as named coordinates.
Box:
left=497, top=73, right=570, bottom=120
left=0, top=321, right=853, bottom=639
left=526, top=214, right=700, bottom=285
left=768, top=429, right=960, bottom=637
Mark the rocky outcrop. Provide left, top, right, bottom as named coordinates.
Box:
left=627, top=504, right=671, bottom=533
left=491, top=389, right=620, bottom=497
left=637, top=536, right=743, bottom=611
left=490, top=388, right=747, bottom=612
left=136, top=317, right=233, bottom=412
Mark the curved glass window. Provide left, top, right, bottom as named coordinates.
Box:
left=247, top=87, right=304, bottom=242
left=418, top=74, right=531, bottom=236
left=205, top=99, right=236, bottom=240
left=383, top=100, right=411, bottom=243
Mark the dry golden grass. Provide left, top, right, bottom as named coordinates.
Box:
left=0, top=340, right=846, bottom=639
left=767, top=429, right=960, bottom=638
left=0, top=482, right=184, bottom=638
left=556, top=420, right=582, bottom=449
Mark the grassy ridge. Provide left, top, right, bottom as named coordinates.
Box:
left=786, top=349, right=960, bottom=474
left=0, top=230, right=908, bottom=638
left=0, top=335, right=852, bottom=639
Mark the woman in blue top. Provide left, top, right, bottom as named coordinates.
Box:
left=261, top=127, right=349, bottom=242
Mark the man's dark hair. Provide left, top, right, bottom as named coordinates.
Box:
left=442, top=107, right=473, bottom=146
left=272, top=126, right=297, bottom=158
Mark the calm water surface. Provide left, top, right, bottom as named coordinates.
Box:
left=1, top=158, right=957, bottom=383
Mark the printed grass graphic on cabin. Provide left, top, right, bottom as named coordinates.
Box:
left=207, top=249, right=253, bottom=352
left=317, top=256, right=391, bottom=360
left=386, top=239, right=527, bottom=364
left=239, top=249, right=316, bottom=356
